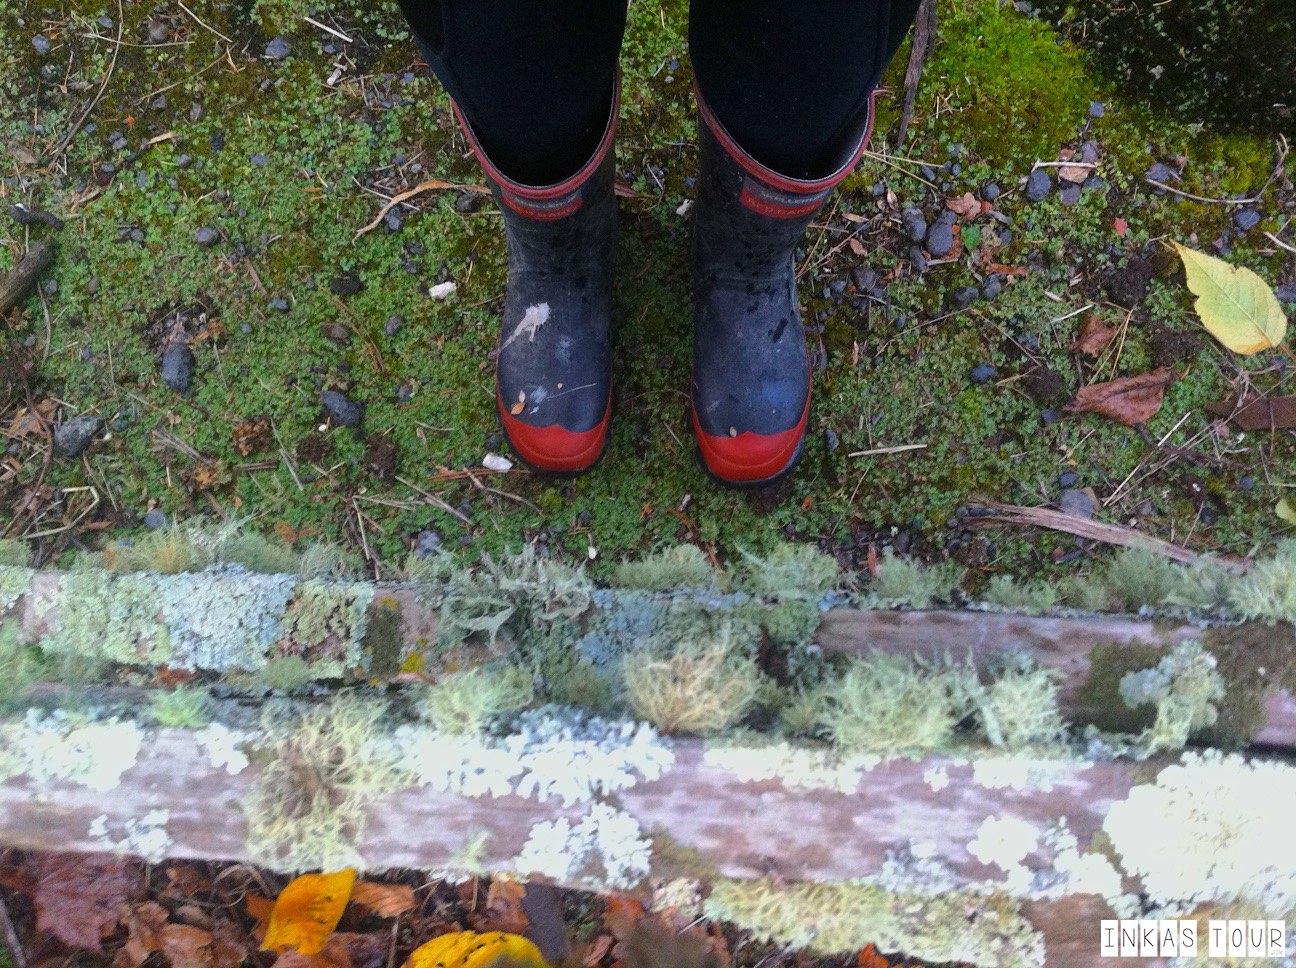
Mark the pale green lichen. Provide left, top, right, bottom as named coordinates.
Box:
left=983, top=575, right=1059, bottom=613
left=701, top=878, right=1043, bottom=966
left=47, top=569, right=173, bottom=665
left=0, top=710, right=144, bottom=791
left=1229, top=540, right=1296, bottom=624
left=515, top=802, right=653, bottom=890
left=622, top=621, right=762, bottom=735
left=100, top=520, right=362, bottom=579
left=703, top=733, right=878, bottom=793
left=254, top=655, right=315, bottom=691
left=418, top=664, right=535, bottom=736
left=162, top=567, right=297, bottom=671
left=1095, top=548, right=1231, bottom=614
left=960, top=655, right=1066, bottom=749
left=0, top=566, right=33, bottom=614
left=728, top=543, right=841, bottom=599
left=243, top=692, right=410, bottom=872
left=0, top=620, right=39, bottom=714
left=821, top=652, right=967, bottom=756
left=1120, top=640, right=1225, bottom=754
left=274, top=578, right=374, bottom=671
left=0, top=540, right=30, bottom=568
left=89, top=809, right=172, bottom=864
left=148, top=686, right=211, bottom=728
left=614, top=544, right=718, bottom=592
left=868, top=551, right=963, bottom=608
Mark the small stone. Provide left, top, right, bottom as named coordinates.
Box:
left=320, top=390, right=362, bottom=427
left=160, top=343, right=194, bottom=392
left=194, top=226, right=219, bottom=247
left=952, top=286, right=979, bottom=310
left=396, top=385, right=414, bottom=402
left=329, top=271, right=363, bottom=296
left=264, top=37, right=291, bottom=59
left=1059, top=470, right=1079, bottom=488
left=429, top=281, right=457, bottom=300
left=383, top=210, right=403, bottom=232
left=1082, top=175, right=1104, bottom=192
left=909, top=247, right=928, bottom=273
left=55, top=414, right=103, bottom=457
left=1089, top=101, right=1105, bottom=118
left=981, top=275, right=1003, bottom=300
left=851, top=265, right=877, bottom=291
left=1232, top=208, right=1261, bottom=232
left=969, top=362, right=996, bottom=384
left=1025, top=169, right=1052, bottom=202
left=981, top=182, right=1000, bottom=201
left=1059, top=184, right=1082, bottom=206
left=455, top=193, right=482, bottom=214
left=240, top=323, right=252, bottom=334
left=1059, top=488, right=1094, bottom=518
left=80, top=347, right=93, bottom=361
left=43, top=279, right=57, bottom=295
left=175, top=154, right=193, bottom=168
left=384, top=314, right=404, bottom=337
left=1239, top=475, right=1256, bottom=492
left=146, top=19, right=171, bottom=42
left=901, top=207, right=927, bottom=242
left=250, top=153, right=268, bottom=167
left=32, top=35, right=50, bottom=54
left=1275, top=285, right=1296, bottom=304
left=483, top=453, right=513, bottom=472
left=144, top=508, right=168, bottom=529
left=823, top=428, right=840, bottom=453
left=1041, top=408, right=1059, bottom=425
left=925, top=219, right=955, bottom=258
left=415, top=530, right=442, bottom=557
left=1145, top=162, right=1177, bottom=189
left=268, top=297, right=289, bottom=311
left=209, top=131, right=224, bottom=152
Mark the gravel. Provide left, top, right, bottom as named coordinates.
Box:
left=384, top=314, right=404, bottom=337
left=144, top=508, right=168, bottom=529
left=194, top=226, right=220, bottom=247
left=1059, top=184, right=1082, bottom=206
left=32, top=35, right=50, bottom=54
left=1059, top=488, right=1094, bottom=518
left=981, top=275, right=1003, bottom=300
left=1089, top=101, right=1106, bottom=118
left=851, top=265, right=877, bottom=291
left=981, top=182, right=1000, bottom=201
left=55, top=414, right=103, bottom=457
left=952, top=286, right=980, bottom=310
left=329, top=272, right=363, bottom=297
left=1025, top=169, right=1052, bottom=201
left=414, top=530, right=443, bottom=557
left=160, top=344, right=194, bottom=392
left=925, top=212, right=956, bottom=257
left=823, top=428, right=840, bottom=453
left=901, top=207, right=927, bottom=242
left=321, top=390, right=362, bottom=427
left=969, top=362, right=997, bottom=384
left=264, top=37, right=291, bottom=59
left=1232, top=208, right=1262, bottom=232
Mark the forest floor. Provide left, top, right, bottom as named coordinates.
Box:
left=1, top=0, right=1294, bottom=582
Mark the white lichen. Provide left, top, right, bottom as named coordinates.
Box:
left=194, top=722, right=254, bottom=774
left=969, top=816, right=1040, bottom=872
left=0, top=710, right=143, bottom=791
left=514, top=802, right=652, bottom=890
left=971, top=753, right=1088, bottom=793
left=161, top=567, right=297, bottom=671
left=89, top=809, right=172, bottom=863
left=703, top=736, right=880, bottom=793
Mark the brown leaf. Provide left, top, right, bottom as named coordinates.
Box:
left=1064, top=369, right=1174, bottom=426
left=614, top=917, right=721, bottom=968
left=582, top=935, right=615, bottom=967
left=350, top=880, right=415, bottom=918
left=272, top=933, right=381, bottom=968
left=32, top=852, right=139, bottom=952
left=1204, top=393, right=1296, bottom=430
left=946, top=192, right=980, bottom=218
left=231, top=416, right=272, bottom=457
left=478, top=877, right=528, bottom=936
left=1058, top=164, right=1091, bottom=184
left=1071, top=315, right=1118, bottom=356
left=848, top=236, right=867, bottom=257
left=116, top=901, right=169, bottom=968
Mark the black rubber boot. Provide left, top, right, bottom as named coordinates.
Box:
left=689, top=88, right=878, bottom=486
left=452, top=84, right=620, bottom=475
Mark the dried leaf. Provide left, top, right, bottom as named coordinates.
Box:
left=32, top=852, right=139, bottom=952
left=582, top=935, right=614, bottom=967
left=117, top=901, right=168, bottom=968
left=945, top=192, right=980, bottom=218
left=603, top=896, right=645, bottom=941
left=274, top=932, right=385, bottom=968
left=405, top=931, right=548, bottom=968
left=350, top=880, right=416, bottom=918
left=1058, top=164, right=1091, bottom=183
left=615, top=917, right=720, bottom=968
left=1203, top=393, right=1296, bottom=430
left=510, top=390, right=526, bottom=416
left=246, top=893, right=275, bottom=942
left=1273, top=497, right=1296, bottom=525
left=160, top=923, right=245, bottom=968
left=1071, top=315, right=1118, bottom=356
left=848, top=236, right=867, bottom=257
left=261, top=869, right=357, bottom=956
left=1175, top=243, right=1287, bottom=355
left=1064, top=369, right=1174, bottom=425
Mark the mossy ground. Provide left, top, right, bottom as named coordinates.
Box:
left=1, top=0, right=1292, bottom=579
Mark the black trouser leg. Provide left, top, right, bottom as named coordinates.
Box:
left=689, top=0, right=922, bottom=179
left=395, top=0, right=628, bottom=185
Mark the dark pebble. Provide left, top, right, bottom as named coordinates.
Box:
left=981, top=182, right=1000, bottom=201
left=969, top=362, right=996, bottom=384
left=384, top=314, right=404, bottom=337
left=250, top=154, right=268, bottom=167
left=925, top=219, right=955, bottom=258
left=396, top=385, right=414, bottom=402
left=981, top=275, right=1003, bottom=299
left=909, top=247, right=928, bottom=273
left=823, top=428, right=840, bottom=453
left=1059, top=488, right=1093, bottom=518
left=1059, top=184, right=1082, bottom=206
left=329, top=271, right=363, bottom=296
left=1146, top=162, right=1177, bottom=187
left=1089, top=101, right=1105, bottom=118
left=194, top=226, right=220, bottom=247
left=952, top=286, right=979, bottom=310
left=269, top=297, right=289, bottom=311
left=176, top=154, right=193, bottom=168
left=415, top=530, right=442, bottom=557
left=9, top=204, right=63, bottom=228
left=851, top=265, right=877, bottom=291
left=1041, top=408, right=1059, bottom=425
left=32, top=35, right=50, bottom=54
left=1275, top=285, right=1296, bottom=303
left=264, top=37, right=291, bottom=59
left=144, top=508, right=168, bottom=529
left=160, top=344, right=194, bottom=392
left=321, top=390, right=362, bottom=427
left=55, top=414, right=103, bottom=457
left=901, top=207, right=927, bottom=242
left=1082, top=175, right=1104, bottom=192
left=383, top=210, right=403, bottom=232
left=43, top=279, right=57, bottom=295
left=210, top=132, right=224, bottom=152
left=1025, top=169, right=1052, bottom=201
left=455, top=193, right=482, bottom=214
left=1239, top=475, right=1256, bottom=492
left=80, top=347, right=93, bottom=361
left=1232, top=208, right=1261, bottom=232
left=1059, top=471, right=1078, bottom=488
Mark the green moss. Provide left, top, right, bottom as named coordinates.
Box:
left=1199, top=622, right=1296, bottom=748
left=361, top=595, right=405, bottom=680
left=0, top=620, right=39, bottom=714
left=255, top=655, right=316, bottom=692
left=0, top=541, right=31, bottom=568
left=868, top=552, right=963, bottom=609
left=1094, top=547, right=1230, bottom=614
left=148, top=686, right=211, bottom=728
left=276, top=579, right=375, bottom=667
left=983, top=575, right=1059, bottom=614
left=729, top=543, right=841, bottom=599
left=759, top=599, right=822, bottom=646
left=48, top=570, right=172, bottom=666
left=0, top=566, right=33, bottom=614
left=614, top=544, right=717, bottom=592
left=1074, top=641, right=1167, bottom=734
left=702, top=878, right=1041, bottom=965
left=1229, top=540, right=1296, bottom=624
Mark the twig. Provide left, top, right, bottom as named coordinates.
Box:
left=1144, top=179, right=1262, bottom=206
left=848, top=443, right=928, bottom=458
left=1263, top=231, right=1296, bottom=256
left=896, top=0, right=937, bottom=146
left=964, top=501, right=1246, bottom=571
left=463, top=470, right=541, bottom=512
left=0, top=893, right=26, bottom=968
left=304, top=15, right=353, bottom=43
left=395, top=475, right=471, bottom=524
left=45, top=0, right=122, bottom=159
left=353, top=177, right=489, bottom=239
left=177, top=1, right=232, bottom=43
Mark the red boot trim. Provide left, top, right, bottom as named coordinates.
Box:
left=694, top=84, right=877, bottom=196
left=497, top=393, right=611, bottom=474
left=691, top=393, right=810, bottom=484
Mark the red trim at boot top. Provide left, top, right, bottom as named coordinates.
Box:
left=691, top=391, right=810, bottom=484
left=694, top=84, right=877, bottom=197
left=498, top=393, right=611, bottom=474
left=453, top=76, right=621, bottom=203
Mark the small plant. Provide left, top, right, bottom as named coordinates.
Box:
left=614, top=544, right=717, bottom=592
left=779, top=684, right=830, bottom=737
left=821, top=652, right=967, bottom=756
left=622, top=624, right=761, bottom=735
left=868, top=552, right=962, bottom=608
left=0, top=620, right=39, bottom=714
left=0, top=539, right=31, bottom=568
left=148, top=686, right=211, bottom=728
left=256, top=655, right=316, bottom=691
left=419, top=665, right=535, bottom=736
left=982, top=575, right=1058, bottom=613
left=1096, top=547, right=1230, bottom=613
left=1228, top=540, right=1296, bottom=624
left=730, top=542, right=841, bottom=599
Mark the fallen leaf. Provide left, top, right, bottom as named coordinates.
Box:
left=1071, top=315, right=1119, bottom=356
left=350, top=880, right=416, bottom=918
left=275, top=932, right=383, bottom=968
left=1203, top=393, right=1296, bottom=430
left=405, top=931, right=548, bottom=968
left=117, top=901, right=169, bottom=968
left=1278, top=499, right=1296, bottom=526
left=161, top=923, right=245, bottom=968
left=480, top=878, right=528, bottom=935
left=1113, top=217, right=1128, bottom=237
left=32, top=852, right=139, bottom=952
left=1058, top=164, right=1091, bottom=183
left=848, top=235, right=867, bottom=257
left=946, top=192, right=980, bottom=218
left=261, top=869, right=357, bottom=956
left=510, top=390, right=526, bottom=416
left=1064, top=369, right=1174, bottom=425
left=246, top=893, right=275, bottom=942
left=582, top=935, right=614, bottom=967
left=615, top=917, right=721, bottom=968
left=603, top=896, right=645, bottom=941
left=985, top=262, right=1028, bottom=278
left=1174, top=243, right=1287, bottom=355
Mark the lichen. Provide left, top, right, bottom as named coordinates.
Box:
left=0, top=565, right=33, bottom=613
left=960, top=655, right=1066, bottom=749
left=1119, top=640, right=1225, bottom=755
left=0, top=710, right=144, bottom=792
left=148, top=686, right=211, bottom=728
left=982, top=575, right=1058, bottom=614
left=614, top=544, right=718, bottom=592
left=47, top=569, right=173, bottom=666
left=0, top=620, right=38, bottom=714
left=1094, top=548, right=1231, bottom=614
left=703, top=733, right=877, bottom=793
left=274, top=577, right=374, bottom=670
left=1229, top=540, right=1296, bottom=624
left=243, top=692, right=410, bottom=872
left=194, top=722, right=254, bottom=774
left=701, top=877, right=1043, bottom=966
left=0, top=540, right=30, bottom=568
left=254, top=655, right=316, bottom=691
left=728, top=543, right=841, bottom=599
left=417, top=664, right=535, bottom=736
left=515, top=802, right=653, bottom=891
left=89, top=809, right=172, bottom=864
left=162, top=566, right=297, bottom=671
left=867, top=552, right=963, bottom=608
left=821, top=652, right=967, bottom=756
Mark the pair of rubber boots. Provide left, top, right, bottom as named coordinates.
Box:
left=457, top=81, right=876, bottom=486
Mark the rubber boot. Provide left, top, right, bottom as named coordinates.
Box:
left=451, top=84, right=620, bottom=475
left=689, top=88, right=878, bottom=486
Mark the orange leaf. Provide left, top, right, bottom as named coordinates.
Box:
left=480, top=878, right=528, bottom=935
left=405, top=931, right=548, bottom=968
left=160, top=923, right=246, bottom=968
left=246, top=894, right=274, bottom=941
left=261, top=869, right=357, bottom=956
left=1064, top=369, right=1174, bottom=426
left=603, top=896, right=645, bottom=941
left=1070, top=315, right=1118, bottom=356
left=350, top=881, right=416, bottom=918
left=118, top=901, right=168, bottom=967
left=945, top=192, right=980, bottom=218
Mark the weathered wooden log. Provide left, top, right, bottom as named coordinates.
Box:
left=0, top=240, right=53, bottom=317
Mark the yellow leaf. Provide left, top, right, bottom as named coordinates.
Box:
left=1279, top=498, right=1296, bottom=526
left=261, top=869, right=357, bottom=956
left=405, top=931, right=549, bottom=968
left=1175, top=243, right=1287, bottom=355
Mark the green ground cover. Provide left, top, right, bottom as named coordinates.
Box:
left=0, top=0, right=1292, bottom=578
